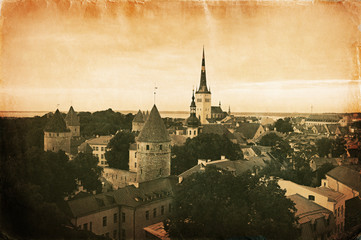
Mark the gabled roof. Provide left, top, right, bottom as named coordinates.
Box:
left=137, top=105, right=171, bottom=143
left=211, top=106, right=223, bottom=114
left=133, top=110, right=144, bottom=123
left=325, top=124, right=339, bottom=135
left=44, top=109, right=70, bottom=132
left=78, top=142, right=93, bottom=154
left=288, top=194, right=332, bottom=224
left=235, top=123, right=262, bottom=139
left=65, top=106, right=80, bottom=126
left=66, top=177, right=177, bottom=218
left=87, top=135, right=113, bottom=146
left=326, top=166, right=361, bottom=193
left=201, top=124, right=236, bottom=140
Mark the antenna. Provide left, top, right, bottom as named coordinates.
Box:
left=154, top=83, right=158, bottom=105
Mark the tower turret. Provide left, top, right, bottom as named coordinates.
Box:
left=136, top=105, right=171, bottom=183
left=186, top=90, right=200, bottom=138
left=65, top=106, right=80, bottom=137
left=132, top=110, right=145, bottom=132
left=44, top=109, right=71, bottom=153
left=195, top=47, right=212, bottom=124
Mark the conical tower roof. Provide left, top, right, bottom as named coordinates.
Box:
left=133, top=110, right=144, bottom=123
left=45, top=109, right=70, bottom=132
left=65, top=106, right=80, bottom=126
left=197, top=47, right=210, bottom=94
left=137, top=105, right=170, bottom=143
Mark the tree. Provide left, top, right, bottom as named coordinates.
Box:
left=259, top=132, right=283, bottom=146
left=171, top=133, right=243, bottom=175
left=316, top=138, right=332, bottom=157
left=165, top=167, right=299, bottom=240
left=331, top=137, right=346, bottom=157
left=71, top=153, right=103, bottom=193
left=274, top=118, right=293, bottom=134
left=270, top=140, right=292, bottom=164
left=105, top=131, right=135, bottom=170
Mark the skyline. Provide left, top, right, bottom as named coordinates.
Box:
left=1, top=0, right=361, bottom=114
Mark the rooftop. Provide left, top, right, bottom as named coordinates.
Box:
left=87, top=135, right=113, bottom=146
left=133, top=110, right=144, bottom=123
left=288, top=194, right=332, bottom=225
left=137, top=105, right=171, bottom=143
left=44, top=109, right=70, bottom=133
left=326, top=166, right=361, bottom=193
left=65, top=106, right=80, bottom=126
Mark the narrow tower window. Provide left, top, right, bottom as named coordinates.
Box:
left=160, top=144, right=162, bottom=150
left=146, top=145, right=149, bottom=150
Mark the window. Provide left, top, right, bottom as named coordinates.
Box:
left=101, top=154, right=104, bottom=159
left=122, top=212, right=125, bottom=222
left=114, top=213, right=118, bottom=223
left=135, top=152, right=137, bottom=158
left=96, top=146, right=99, bottom=151
left=338, top=207, right=340, bottom=217
left=308, top=195, right=315, bottom=201
left=161, top=206, right=165, bottom=215
left=83, top=223, right=88, bottom=230
left=146, top=145, right=149, bottom=150
left=113, top=230, right=117, bottom=239
left=103, top=216, right=107, bottom=226
left=194, top=130, right=196, bottom=135
left=197, top=99, right=202, bottom=102
left=135, top=162, right=137, bottom=168
left=189, top=130, right=192, bottom=135
left=169, top=203, right=172, bottom=213
left=159, top=168, right=162, bottom=175
left=101, top=147, right=104, bottom=151
left=160, top=144, right=162, bottom=150
left=153, top=208, right=157, bottom=218
left=90, top=222, right=92, bottom=231
left=57, top=133, right=59, bottom=136
left=122, top=229, right=125, bottom=239
left=146, top=211, right=149, bottom=220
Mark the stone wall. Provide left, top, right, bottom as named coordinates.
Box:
left=44, top=131, right=71, bottom=154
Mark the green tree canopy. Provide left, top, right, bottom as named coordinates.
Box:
left=274, top=118, right=294, bottom=134
left=165, top=167, right=299, bottom=240
left=171, top=133, right=243, bottom=175
left=71, top=153, right=103, bottom=193
left=105, top=131, right=135, bottom=170
left=259, top=132, right=283, bottom=146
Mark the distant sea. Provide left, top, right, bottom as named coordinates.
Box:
left=0, top=110, right=314, bottom=119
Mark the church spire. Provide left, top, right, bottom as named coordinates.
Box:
left=197, top=47, right=210, bottom=93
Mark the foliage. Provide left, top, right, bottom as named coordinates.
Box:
left=274, top=118, right=294, bottom=133
left=259, top=132, right=283, bottom=146
left=270, top=140, right=292, bottom=164
left=79, top=108, right=133, bottom=137
left=316, top=137, right=346, bottom=158
left=315, top=162, right=336, bottom=186
left=171, top=133, right=243, bottom=175
left=105, top=131, right=135, bottom=170
left=0, top=116, right=105, bottom=238
left=165, top=167, right=299, bottom=240
left=71, top=153, right=103, bottom=193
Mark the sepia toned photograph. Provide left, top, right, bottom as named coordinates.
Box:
left=1, top=0, right=361, bottom=239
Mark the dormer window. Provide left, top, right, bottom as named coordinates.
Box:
left=308, top=195, right=315, bottom=201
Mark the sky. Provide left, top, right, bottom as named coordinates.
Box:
left=1, top=0, right=361, bottom=113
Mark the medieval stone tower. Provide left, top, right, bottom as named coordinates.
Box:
left=65, top=106, right=80, bottom=137
left=136, top=105, right=171, bottom=183
left=186, top=90, right=200, bottom=139
left=195, top=47, right=211, bottom=124
left=132, top=110, right=145, bottom=132
left=44, top=109, right=72, bottom=153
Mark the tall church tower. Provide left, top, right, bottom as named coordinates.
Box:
left=136, top=105, right=171, bottom=183
left=195, top=47, right=211, bottom=124
left=186, top=90, right=200, bottom=138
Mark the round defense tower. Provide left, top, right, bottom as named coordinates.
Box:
left=44, top=109, right=71, bottom=153
left=136, top=105, right=171, bottom=183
